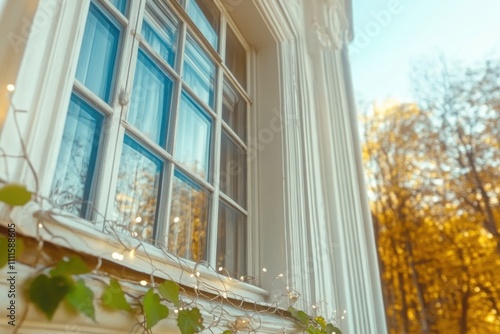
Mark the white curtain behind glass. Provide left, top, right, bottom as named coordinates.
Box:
left=128, top=51, right=170, bottom=145
left=175, top=95, right=211, bottom=179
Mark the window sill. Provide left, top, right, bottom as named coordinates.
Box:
left=7, top=201, right=270, bottom=304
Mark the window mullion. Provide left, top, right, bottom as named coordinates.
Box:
left=246, top=48, right=258, bottom=281
left=162, top=19, right=187, bottom=248
left=100, top=0, right=147, bottom=229
left=207, top=14, right=227, bottom=268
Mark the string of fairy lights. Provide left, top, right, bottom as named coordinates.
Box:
left=3, top=83, right=347, bottom=333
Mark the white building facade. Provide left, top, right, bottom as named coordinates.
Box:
left=0, top=0, right=387, bottom=333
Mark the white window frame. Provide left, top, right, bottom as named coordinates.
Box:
left=1, top=0, right=289, bottom=305
left=50, top=0, right=255, bottom=279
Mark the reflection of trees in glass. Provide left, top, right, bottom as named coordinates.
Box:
left=362, top=59, right=500, bottom=334
left=167, top=172, right=209, bottom=262
left=113, top=137, right=161, bottom=242
left=216, top=202, right=246, bottom=279
left=51, top=95, right=102, bottom=218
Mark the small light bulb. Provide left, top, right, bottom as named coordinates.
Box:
left=240, top=276, right=245, bottom=280
left=222, top=292, right=227, bottom=298
left=38, top=223, right=43, bottom=228
left=218, top=267, right=223, bottom=272
left=262, top=268, right=267, bottom=272
left=174, top=309, right=179, bottom=314
left=135, top=216, right=142, bottom=223
left=6, top=84, right=15, bottom=92
left=140, top=280, right=148, bottom=286
left=173, top=217, right=180, bottom=223
left=112, top=252, right=124, bottom=261
left=278, top=273, right=283, bottom=277
left=196, top=271, right=200, bottom=277
left=190, top=273, right=195, bottom=278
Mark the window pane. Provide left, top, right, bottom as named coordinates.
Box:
left=109, top=0, right=127, bottom=15
left=113, top=136, right=162, bottom=241
left=186, top=0, right=219, bottom=49
left=142, top=8, right=177, bottom=66
left=175, top=93, right=212, bottom=180
left=220, top=131, right=246, bottom=207
left=217, top=202, right=246, bottom=278
left=183, top=34, right=216, bottom=108
left=51, top=94, right=103, bottom=217
left=128, top=50, right=173, bottom=145
left=76, top=3, right=120, bottom=103
left=168, top=170, right=209, bottom=262
left=225, top=26, right=246, bottom=88
left=222, top=78, right=246, bottom=140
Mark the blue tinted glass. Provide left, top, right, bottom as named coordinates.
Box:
left=183, top=35, right=215, bottom=108
left=76, top=3, right=120, bottom=103
left=142, top=17, right=176, bottom=66
left=186, top=0, right=218, bottom=49
left=175, top=93, right=212, bottom=180
left=128, top=50, right=173, bottom=145
left=113, top=135, right=163, bottom=241
left=109, top=0, right=127, bottom=15
left=51, top=94, right=103, bottom=217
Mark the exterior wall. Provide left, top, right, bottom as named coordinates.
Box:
left=0, top=0, right=387, bottom=333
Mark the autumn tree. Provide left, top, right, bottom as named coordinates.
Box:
left=361, top=58, right=500, bottom=334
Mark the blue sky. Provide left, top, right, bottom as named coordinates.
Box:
left=350, top=0, right=500, bottom=103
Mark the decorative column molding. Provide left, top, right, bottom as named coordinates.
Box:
left=311, top=43, right=388, bottom=333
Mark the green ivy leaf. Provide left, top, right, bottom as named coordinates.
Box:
left=143, top=288, right=169, bottom=329
left=66, top=280, right=95, bottom=321
left=296, top=310, right=310, bottom=327
left=222, top=331, right=233, bottom=334
left=28, top=274, right=73, bottom=320
left=0, top=184, right=31, bottom=206
left=177, top=308, right=205, bottom=334
left=158, top=279, right=180, bottom=306
left=315, top=316, right=327, bottom=329
left=306, top=325, right=323, bottom=334
left=0, top=234, right=24, bottom=268
left=101, top=278, right=131, bottom=312
left=50, top=256, right=90, bottom=277
left=326, top=323, right=342, bottom=334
